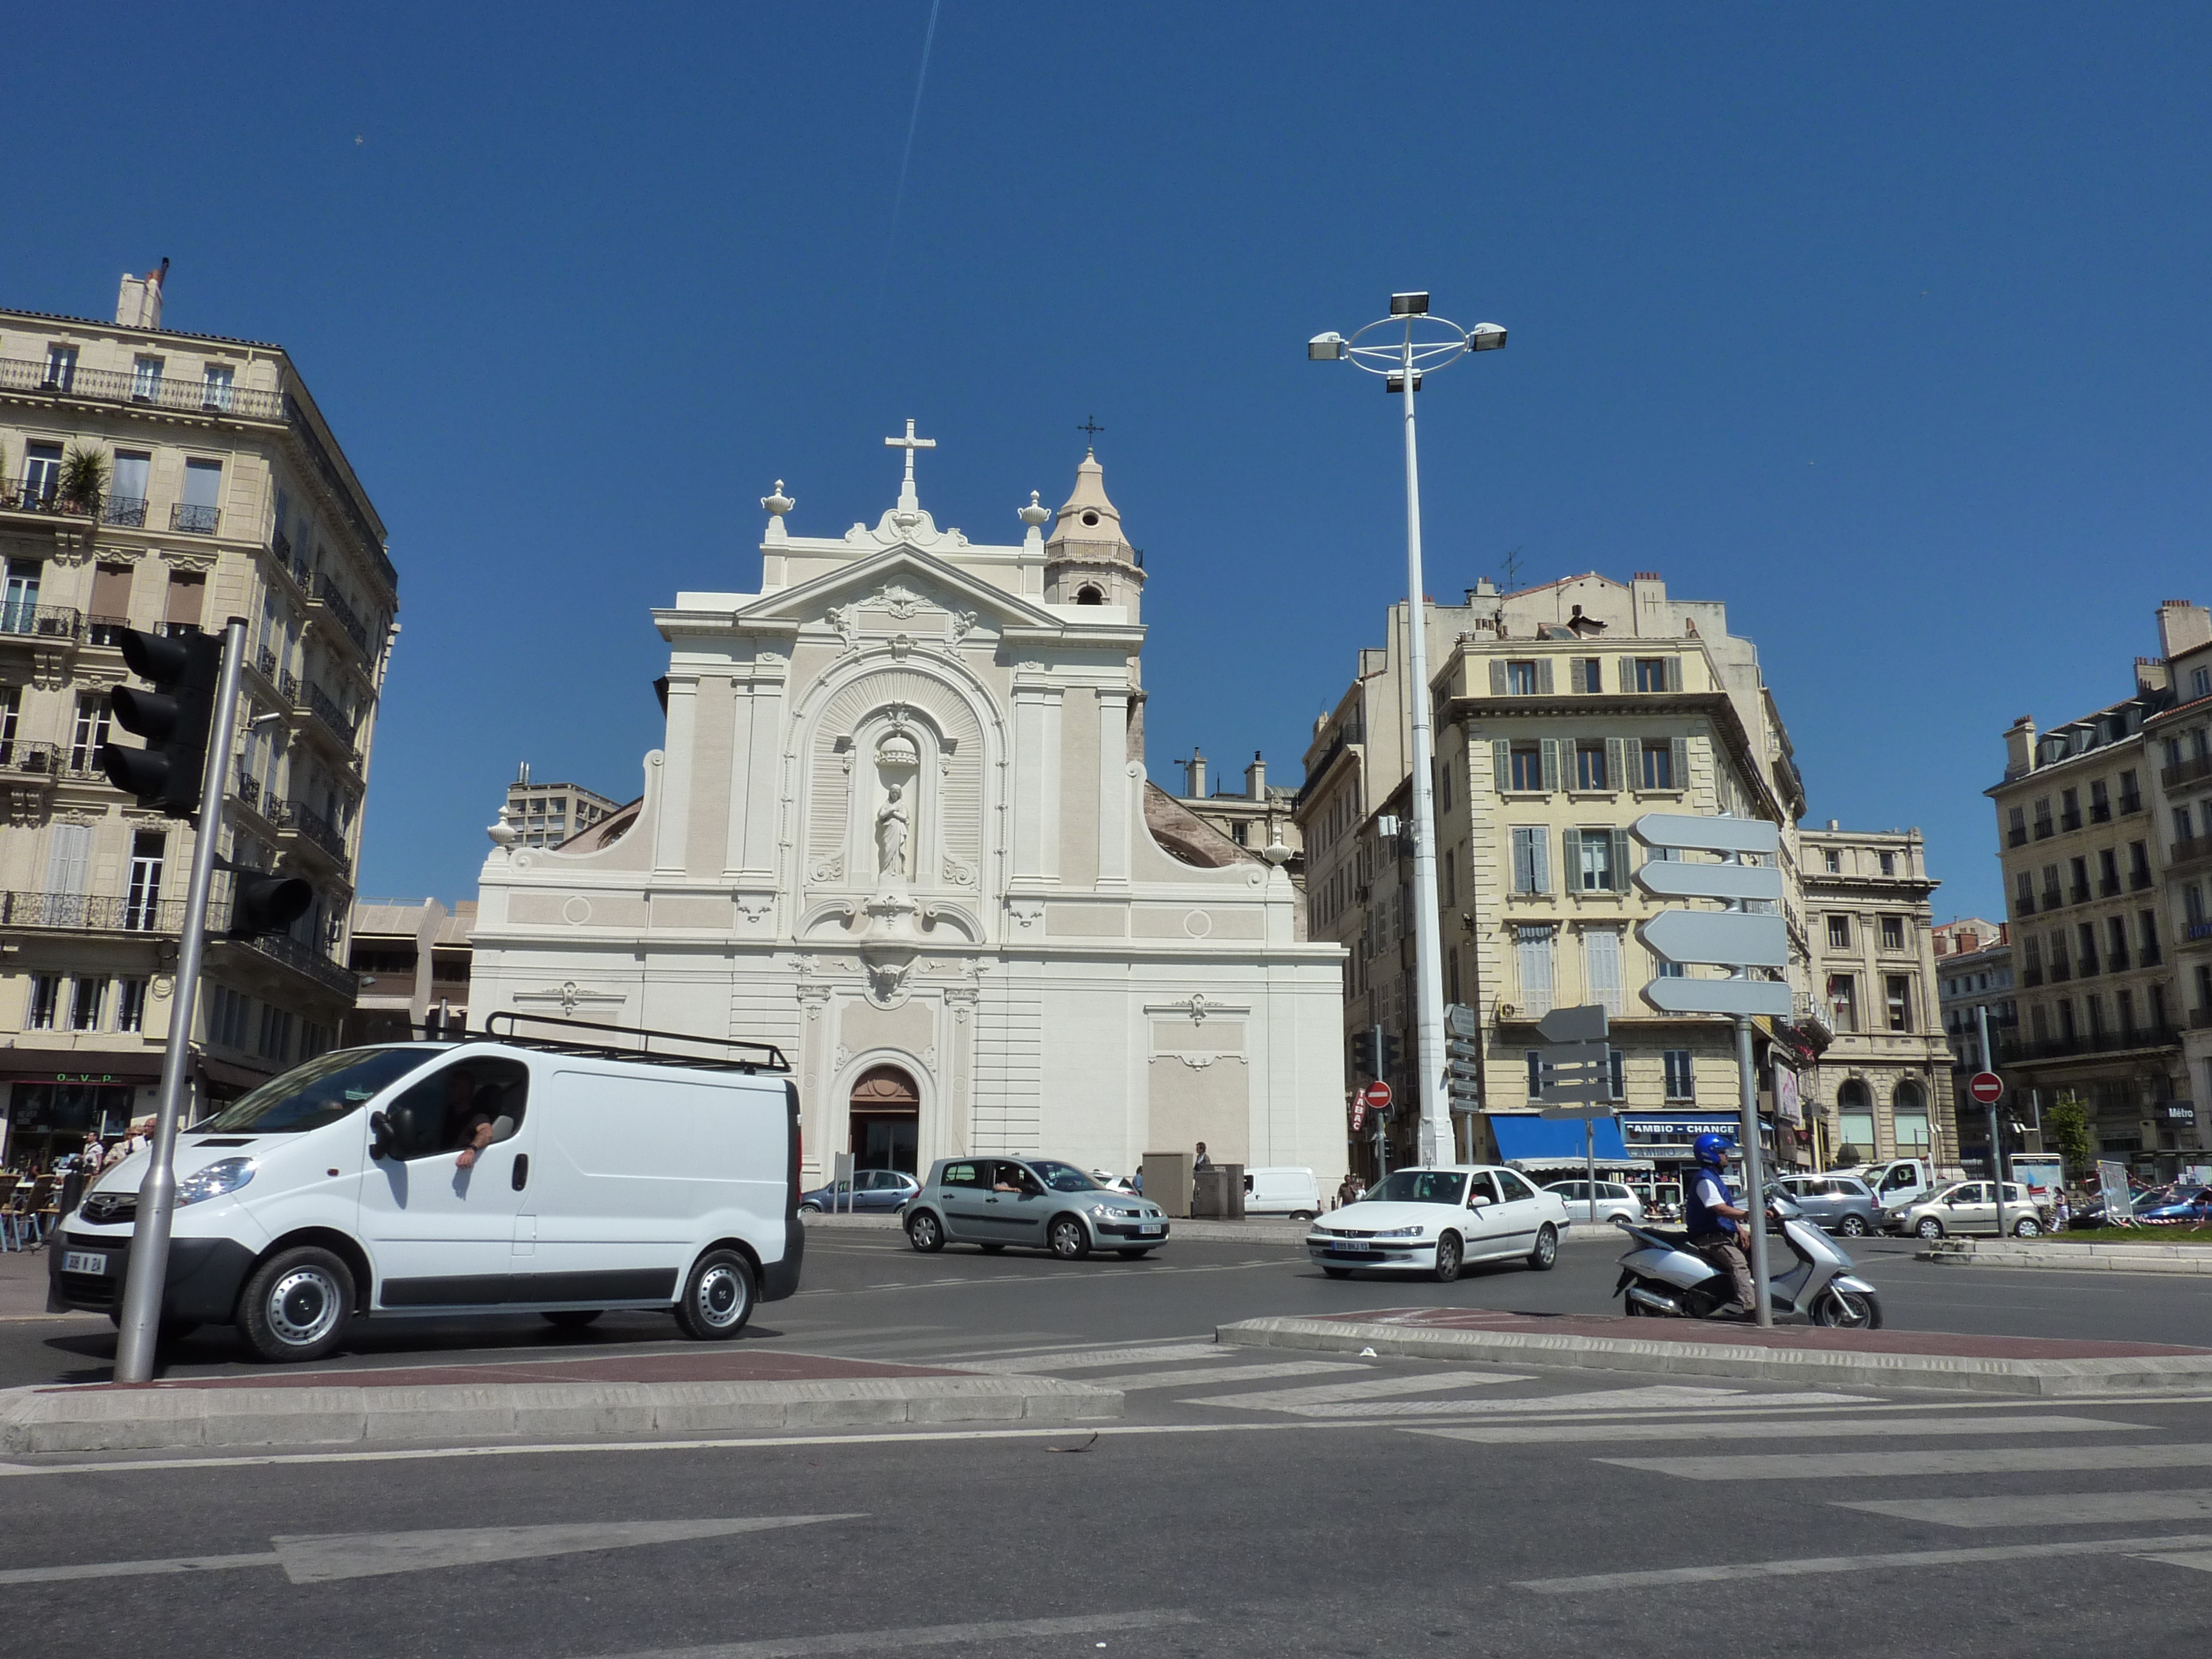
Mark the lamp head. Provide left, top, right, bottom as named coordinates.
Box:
left=1389, top=292, right=1430, bottom=317
left=1469, top=322, right=1508, bottom=350
left=1307, top=331, right=1346, bottom=361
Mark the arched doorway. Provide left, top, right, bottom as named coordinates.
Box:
left=850, top=1065, right=920, bottom=1175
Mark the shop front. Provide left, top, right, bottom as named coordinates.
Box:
left=4, top=1067, right=155, bottom=1171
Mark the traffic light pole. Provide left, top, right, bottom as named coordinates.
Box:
left=114, top=618, right=247, bottom=1384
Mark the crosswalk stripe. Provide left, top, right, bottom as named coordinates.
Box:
left=957, top=1344, right=1232, bottom=1373
left=1516, top=1532, right=2212, bottom=1593
left=1421, top=1413, right=2140, bottom=1446
left=1279, top=1386, right=1761, bottom=1420
left=1604, top=1443, right=2208, bottom=1481
left=1840, top=1489, right=2212, bottom=1528
left=1085, top=1362, right=1364, bottom=1390
left=1181, top=1372, right=1531, bottom=1410
left=2139, top=1550, right=2212, bottom=1574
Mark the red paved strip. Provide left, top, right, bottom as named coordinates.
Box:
left=63, top=1349, right=964, bottom=1393
left=1316, top=1307, right=2212, bottom=1360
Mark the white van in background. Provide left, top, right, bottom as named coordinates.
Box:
left=1834, top=1156, right=1960, bottom=1220
left=1243, top=1167, right=1321, bottom=1219
left=49, top=1015, right=801, bottom=1362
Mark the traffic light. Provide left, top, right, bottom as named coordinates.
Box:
left=1378, top=1031, right=1403, bottom=1076
left=1349, top=1029, right=1378, bottom=1079
left=224, top=863, right=313, bottom=940
left=103, top=629, right=223, bottom=817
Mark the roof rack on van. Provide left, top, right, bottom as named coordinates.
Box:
left=473, top=1011, right=791, bottom=1074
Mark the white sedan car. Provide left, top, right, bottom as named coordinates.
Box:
left=1307, top=1165, right=1570, bottom=1282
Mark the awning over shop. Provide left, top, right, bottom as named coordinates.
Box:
left=0, top=1048, right=166, bottom=1084
left=1490, top=1115, right=1628, bottom=1164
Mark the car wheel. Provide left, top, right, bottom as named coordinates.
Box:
left=1322, top=1266, right=1353, bottom=1279
left=1290, top=1210, right=1316, bottom=1222
left=906, top=1210, right=945, bottom=1253
left=1915, top=1216, right=1945, bottom=1241
left=675, top=1249, right=754, bottom=1341
left=980, top=1242, right=1006, bottom=1254
left=1432, top=1232, right=1463, bottom=1283
left=541, top=1309, right=603, bottom=1329
left=1526, top=1223, right=1560, bottom=1272
left=799, top=1201, right=822, bottom=1215
left=1048, top=1216, right=1091, bottom=1260
left=237, top=1245, right=354, bottom=1364
left=2013, top=1216, right=2042, bottom=1238
left=1837, top=1214, right=1868, bottom=1238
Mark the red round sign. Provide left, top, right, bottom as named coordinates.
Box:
left=1968, top=1071, right=2005, bottom=1106
left=1359, top=1080, right=1393, bottom=1111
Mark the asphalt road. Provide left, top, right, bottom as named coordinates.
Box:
left=7, top=1230, right=2212, bottom=1655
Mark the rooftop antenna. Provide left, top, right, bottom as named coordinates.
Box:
left=1498, top=546, right=1524, bottom=591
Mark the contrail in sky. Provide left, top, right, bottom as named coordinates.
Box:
left=883, top=0, right=943, bottom=284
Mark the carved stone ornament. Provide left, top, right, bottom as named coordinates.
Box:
left=1006, top=899, right=1043, bottom=930
left=947, top=609, right=977, bottom=645
left=810, top=854, right=844, bottom=884
left=736, top=894, right=773, bottom=925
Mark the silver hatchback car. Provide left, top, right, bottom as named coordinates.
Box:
left=1772, top=1174, right=1883, bottom=1238
left=903, top=1156, right=1170, bottom=1259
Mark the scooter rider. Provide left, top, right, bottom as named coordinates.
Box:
left=1684, top=1133, right=1756, bottom=1318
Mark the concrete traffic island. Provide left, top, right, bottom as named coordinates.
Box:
left=0, top=1349, right=1122, bottom=1455
left=1219, top=1309, right=2212, bottom=1398
left=1920, top=1237, right=2212, bottom=1274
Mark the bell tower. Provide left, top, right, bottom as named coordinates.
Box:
left=1044, top=449, right=1145, bottom=620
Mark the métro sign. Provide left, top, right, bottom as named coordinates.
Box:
left=1968, top=1071, right=2005, bottom=1107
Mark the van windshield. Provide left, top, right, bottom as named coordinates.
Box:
left=194, top=1048, right=438, bottom=1135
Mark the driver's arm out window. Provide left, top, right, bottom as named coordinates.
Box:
left=382, top=1059, right=529, bottom=1160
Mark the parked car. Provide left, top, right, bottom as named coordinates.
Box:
left=1243, top=1167, right=1321, bottom=1219
left=799, top=1169, right=920, bottom=1215
left=2137, top=1186, right=2212, bottom=1226
left=1891, top=1180, right=2043, bottom=1240
left=1848, top=1157, right=1951, bottom=1218
left=1543, top=1179, right=1644, bottom=1224
left=1772, top=1173, right=1883, bottom=1237
left=2067, top=1187, right=2159, bottom=1228
left=1305, top=1165, right=1568, bottom=1282
left=903, top=1156, right=1168, bottom=1259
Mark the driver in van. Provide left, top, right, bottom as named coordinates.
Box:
left=439, top=1068, right=508, bottom=1170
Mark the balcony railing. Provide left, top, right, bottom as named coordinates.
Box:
left=0, top=480, right=93, bottom=518
left=2034, top=819, right=2054, bottom=840
left=2091, top=800, right=2113, bottom=823
left=308, top=572, right=373, bottom=657
left=101, top=495, right=148, bottom=528
left=2007, top=826, right=2028, bottom=848
left=0, top=889, right=186, bottom=931
left=0, top=354, right=287, bottom=420
left=2069, top=885, right=2090, bottom=905
left=2164, top=754, right=2212, bottom=791
left=2049, top=960, right=2071, bottom=982
left=2142, top=940, right=2163, bottom=966
left=84, top=615, right=129, bottom=647
left=303, top=682, right=358, bottom=749
left=227, top=929, right=359, bottom=999
left=2016, top=894, right=2035, bottom=916
left=2099, top=876, right=2121, bottom=897
left=235, top=774, right=262, bottom=813
left=2120, top=792, right=2144, bottom=815
left=2022, top=967, right=2045, bottom=987
left=2108, top=947, right=2130, bottom=971
left=2000, top=1022, right=2179, bottom=1064
left=0, top=739, right=59, bottom=775
left=255, top=645, right=278, bottom=681
left=2060, top=811, right=2083, bottom=832
left=0, top=602, right=82, bottom=641
left=2041, top=888, right=2062, bottom=910
left=2194, top=1007, right=2212, bottom=1031
left=169, top=502, right=220, bottom=535
left=2168, top=835, right=2212, bottom=873
left=2132, top=868, right=2155, bottom=891
left=272, top=799, right=348, bottom=860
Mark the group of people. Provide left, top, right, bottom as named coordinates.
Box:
left=10, top=1125, right=150, bottom=1182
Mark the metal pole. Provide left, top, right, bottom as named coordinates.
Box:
left=1736, top=1015, right=1771, bottom=1326
left=1585, top=1118, right=1597, bottom=1226
left=115, top=617, right=247, bottom=1384
left=1979, top=1002, right=2006, bottom=1237
left=1396, top=343, right=1449, bottom=1170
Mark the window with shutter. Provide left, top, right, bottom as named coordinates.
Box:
left=45, top=821, right=93, bottom=895
left=1539, top=737, right=1561, bottom=793
left=1517, top=925, right=1555, bottom=1015
left=1531, top=828, right=1550, bottom=893
left=1493, top=739, right=1512, bottom=796
left=1618, top=657, right=1634, bottom=692
left=1586, top=928, right=1623, bottom=1014
left=1489, top=659, right=1509, bottom=696
left=1664, top=655, right=1683, bottom=692
left=1610, top=828, right=1632, bottom=892
left=1535, top=658, right=1554, bottom=694
left=1606, top=737, right=1629, bottom=792
left=1669, top=737, right=1689, bottom=791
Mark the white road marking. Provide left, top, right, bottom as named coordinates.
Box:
left=959, top=1342, right=1238, bottom=1372
left=1183, top=1372, right=1533, bottom=1410
left=588, top=1608, right=1201, bottom=1658
left=1422, top=1413, right=2140, bottom=1446
left=1840, top=1489, right=2212, bottom=1528
left=1279, top=1386, right=1763, bottom=1419
left=1517, top=1532, right=2212, bottom=1593
left=1086, top=1362, right=1364, bottom=1390
left=1604, top=1443, right=2212, bottom=1481
left=2137, top=1550, right=2212, bottom=1573
left=0, top=1552, right=279, bottom=1586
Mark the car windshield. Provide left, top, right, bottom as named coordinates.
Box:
left=193, top=1047, right=438, bottom=1135
left=1365, top=1170, right=1469, bottom=1206
left=1027, top=1159, right=1101, bottom=1193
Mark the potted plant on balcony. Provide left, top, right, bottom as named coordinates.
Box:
left=59, top=446, right=108, bottom=517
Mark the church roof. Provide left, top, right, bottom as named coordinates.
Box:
left=1046, top=449, right=1134, bottom=561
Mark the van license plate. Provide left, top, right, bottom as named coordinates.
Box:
left=1139, top=1224, right=1162, bottom=1235
left=62, top=1252, right=109, bottom=1276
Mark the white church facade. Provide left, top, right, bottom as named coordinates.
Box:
left=467, top=429, right=1347, bottom=1187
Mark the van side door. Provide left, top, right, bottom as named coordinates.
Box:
left=358, top=1056, right=532, bottom=1310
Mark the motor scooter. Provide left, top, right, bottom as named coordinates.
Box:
left=1613, top=1192, right=1882, bottom=1327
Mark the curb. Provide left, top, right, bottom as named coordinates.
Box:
left=1216, top=1315, right=2212, bottom=1398
left=1922, top=1240, right=2212, bottom=1275
left=0, top=1373, right=1122, bottom=1456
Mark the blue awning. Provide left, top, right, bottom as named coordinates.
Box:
left=1489, top=1115, right=1628, bottom=1164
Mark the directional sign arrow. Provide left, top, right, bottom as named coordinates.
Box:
left=1640, top=976, right=1795, bottom=1017
left=1535, top=1004, right=1609, bottom=1044
left=1633, top=860, right=1784, bottom=904
left=1540, top=1102, right=1618, bottom=1119
left=1631, top=813, right=1781, bottom=856
left=1640, top=910, right=1789, bottom=969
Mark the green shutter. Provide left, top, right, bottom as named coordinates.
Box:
left=1493, top=738, right=1512, bottom=795
left=1562, top=827, right=1580, bottom=891
left=1611, top=827, right=1633, bottom=891
left=1665, top=655, right=1683, bottom=692
left=1489, top=659, right=1509, bottom=696
left=1618, top=656, right=1634, bottom=692
left=1536, top=657, right=1555, bottom=694
left=1540, top=737, right=1561, bottom=794
left=1531, top=828, right=1551, bottom=893
left=1670, top=736, right=1689, bottom=791
left=1606, top=736, right=1628, bottom=793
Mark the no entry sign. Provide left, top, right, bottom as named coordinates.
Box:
left=1359, top=1080, right=1393, bottom=1112
left=1968, top=1071, right=2005, bottom=1106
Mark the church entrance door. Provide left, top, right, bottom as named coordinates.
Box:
left=849, top=1065, right=920, bottom=1175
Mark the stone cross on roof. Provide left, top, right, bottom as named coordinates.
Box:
left=885, top=418, right=936, bottom=512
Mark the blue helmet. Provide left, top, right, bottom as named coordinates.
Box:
left=1692, top=1133, right=1735, bottom=1168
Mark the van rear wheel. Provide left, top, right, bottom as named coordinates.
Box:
left=675, top=1250, right=754, bottom=1341
left=238, top=1245, right=354, bottom=1364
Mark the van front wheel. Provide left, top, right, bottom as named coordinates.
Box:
left=675, top=1250, right=754, bottom=1341
left=238, top=1245, right=354, bottom=1364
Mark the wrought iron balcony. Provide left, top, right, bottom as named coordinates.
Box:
left=169, top=502, right=221, bottom=535
left=304, top=682, right=358, bottom=748
left=272, top=799, right=349, bottom=860
left=2070, top=885, right=2090, bottom=905
left=2033, top=819, right=2055, bottom=840
left=85, top=615, right=129, bottom=647
left=0, top=354, right=286, bottom=420
left=0, top=739, right=59, bottom=775
left=2142, top=941, right=2163, bottom=966
left=308, top=572, right=372, bottom=657
left=0, top=480, right=93, bottom=517
left=2006, top=826, right=2028, bottom=847
left=2091, top=800, right=2112, bottom=823
left=2164, top=753, right=2212, bottom=791
left=101, top=495, right=148, bottom=528
left=235, top=774, right=262, bottom=813
left=225, top=928, right=359, bottom=999
left=2000, top=1022, right=2179, bottom=1064
left=2167, top=834, right=2212, bottom=874
left=2119, top=792, right=2144, bottom=815
left=255, top=645, right=278, bottom=682
left=0, top=889, right=187, bottom=931
left=2131, top=868, right=2154, bottom=891
left=2099, top=876, right=2121, bottom=897
left=0, top=602, right=82, bottom=640
left=2060, top=811, right=2083, bottom=833
left=2016, top=893, right=2036, bottom=916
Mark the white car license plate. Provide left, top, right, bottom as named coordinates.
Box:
left=62, top=1251, right=109, bottom=1276
left=1139, top=1223, right=1162, bottom=1235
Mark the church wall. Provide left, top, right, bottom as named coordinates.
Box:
left=1057, top=685, right=1101, bottom=886
left=685, top=677, right=737, bottom=880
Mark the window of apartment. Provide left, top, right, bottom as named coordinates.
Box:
left=1892, top=1082, right=1932, bottom=1150
left=2034, top=797, right=2053, bottom=837
left=1663, top=1050, right=1695, bottom=1101
left=1525, top=1050, right=1544, bottom=1099
left=1828, top=973, right=1858, bottom=1032
left=26, top=973, right=61, bottom=1030
left=1837, top=1082, right=1875, bottom=1159
left=2177, top=806, right=2196, bottom=844
left=201, top=364, right=235, bottom=412
left=1828, top=914, right=1851, bottom=950
left=2041, top=863, right=2062, bottom=907
left=2048, top=928, right=2070, bottom=977
left=1633, top=657, right=1669, bottom=692
left=2090, top=779, right=2111, bottom=821
left=2098, top=848, right=2119, bottom=895
left=1640, top=739, right=1677, bottom=791
left=1509, top=743, right=1543, bottom=792
left=1886, top=976, right=1914, bottom=1031
left=176, top=460, right=223, bottom=534
left=2196, top=668, right=2212, bottom=700
left=1879, top=851, right=1896, bottom=876
left=1506, top=660, right=1539, bottom=695
left=257, top=1003, right=294, bottom=1065
left=130, top=355, right=164, bottom=400
left=2190, top=886, right=2207, bottom=925
left=124, top=830, right=166, bottom=930
left=21, top=440, right=62, bottom=506
left=2057, top=999, right=2077, bottom=1042
left=1510, top=826, right=1551, bottom=894
left=2006, top=806, right=2026, bottom=846
left=2030, top=1004, right=2049, bottom=1042
left=1516, top=925, right=1555, bottom=1016
left=1571, top=657, right=1606, bottom=694
left=2060, top=788, right=2081, bottom=830
left=69, top=976, right=106, bottom=1031
left=69, top=692, right=110, bottom=773
left=2140, top=910, right=2163, bottom=964
left=2108, top=915, right=2130, bottom=971
left=1880, top=915, right=1905, bottom=950
left=107, top=452, right=150, bottom=526
left=2197, top=727, right=2212, bottom=760
left=2085, top=993, right=2106, bottom=1037
left=1436, top=752, right=1453, bottom=813
left=1824, top=848, right=1841, bottom=873
left=0, top=684, right=17, bottom=762
left=2119, top=769, right=2141, bottom=811
left=2, top=557, right=39, bottom=629
left=1575, top=742, right=1608, bottom=791
left=43, top=343, right=77, bottom=390
left=1441, top=848, right=1455, bottom=908
left=2151, top=982, right=2170, bottom=1029
left=1584, top=928, right=1624, bottom=1014
left=2117, top=987, right=2139, bottom=1035
left=2076, top=922, right=2099, bottom=976
left=2168, top=738, right=2187, bottom=770
left=2014, top=871, right=2034, bottom=913
left=2068, top=856, right=2090, bottom=902
left=165, top=569, right=206, bottom=632
left=115, top=978, right=147, bottom=1034
left=1571, top=828, right=1618, bottom=893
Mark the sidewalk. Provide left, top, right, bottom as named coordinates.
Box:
left=1221, top=1308, right=2212, bottom=1398
left=1923, top=1238, right=2212, bottom=1275
left=0, top=1347, right=1123, bottom=1455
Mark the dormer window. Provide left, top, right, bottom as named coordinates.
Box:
left=1075, top=585, right=1104, bottom=606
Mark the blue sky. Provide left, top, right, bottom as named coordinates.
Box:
left=7, top=3, right=2208, bottom=920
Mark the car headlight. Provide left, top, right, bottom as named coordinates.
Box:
left=176, top=1157, right=255, bottom=1207
left=1374, top=1224, right=1426, bottom=1239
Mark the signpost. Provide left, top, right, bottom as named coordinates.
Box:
left=1533, top=1004, right=1612, bottom=1225
left=1445, top=1002, right=1481, bottom=1159
left=1632, top=812, right=1784, bottom=1327
left=1974, top=1008, right=2010, bottom=1223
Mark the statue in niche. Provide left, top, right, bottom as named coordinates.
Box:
left=876, top=785, right=910, bottom=880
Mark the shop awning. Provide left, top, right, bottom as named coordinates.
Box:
left=1490, top=1115, right=1628, bottom=1165
left=0, top=1048, right=166, bottom=1084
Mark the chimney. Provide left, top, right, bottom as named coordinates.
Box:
left=2003, top=716, right=2037, bottom=779
left=1244, top=751, right=1266, bottom=800
left=115, top=258, right=167, bottom=329
left=1183, top=747, right=1207, bottom=799
left=2157, top=599, right=2212, bottom=662
left=1631, top=571, right=1666, bottom=637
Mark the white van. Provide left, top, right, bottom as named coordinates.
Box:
left=1242, top=1167, right=1321, bottom=1220
left=48, top=1017, right=801, bottom=1362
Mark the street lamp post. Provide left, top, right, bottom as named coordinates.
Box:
left=1310, top=295, right=1506, bottom=1168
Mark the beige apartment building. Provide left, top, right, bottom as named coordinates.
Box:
left=1169, top=748, right=1303, bottom=885
left=0, top=267, right=392, bottom=1167
left=1989, top=600, right=2193, bottom=1176
left=1797, top=825, right=1956, bottom=1168
left=2143, top=601, right=2212, bottom=1165
left=344, top=896, right=474, bottom=1045
left=504, top=763, right=624, bottom=851
left=1934, top=917, right=2016, bottom=1141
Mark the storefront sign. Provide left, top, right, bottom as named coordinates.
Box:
left=1773, top=1064, right=1802, bottom=1125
